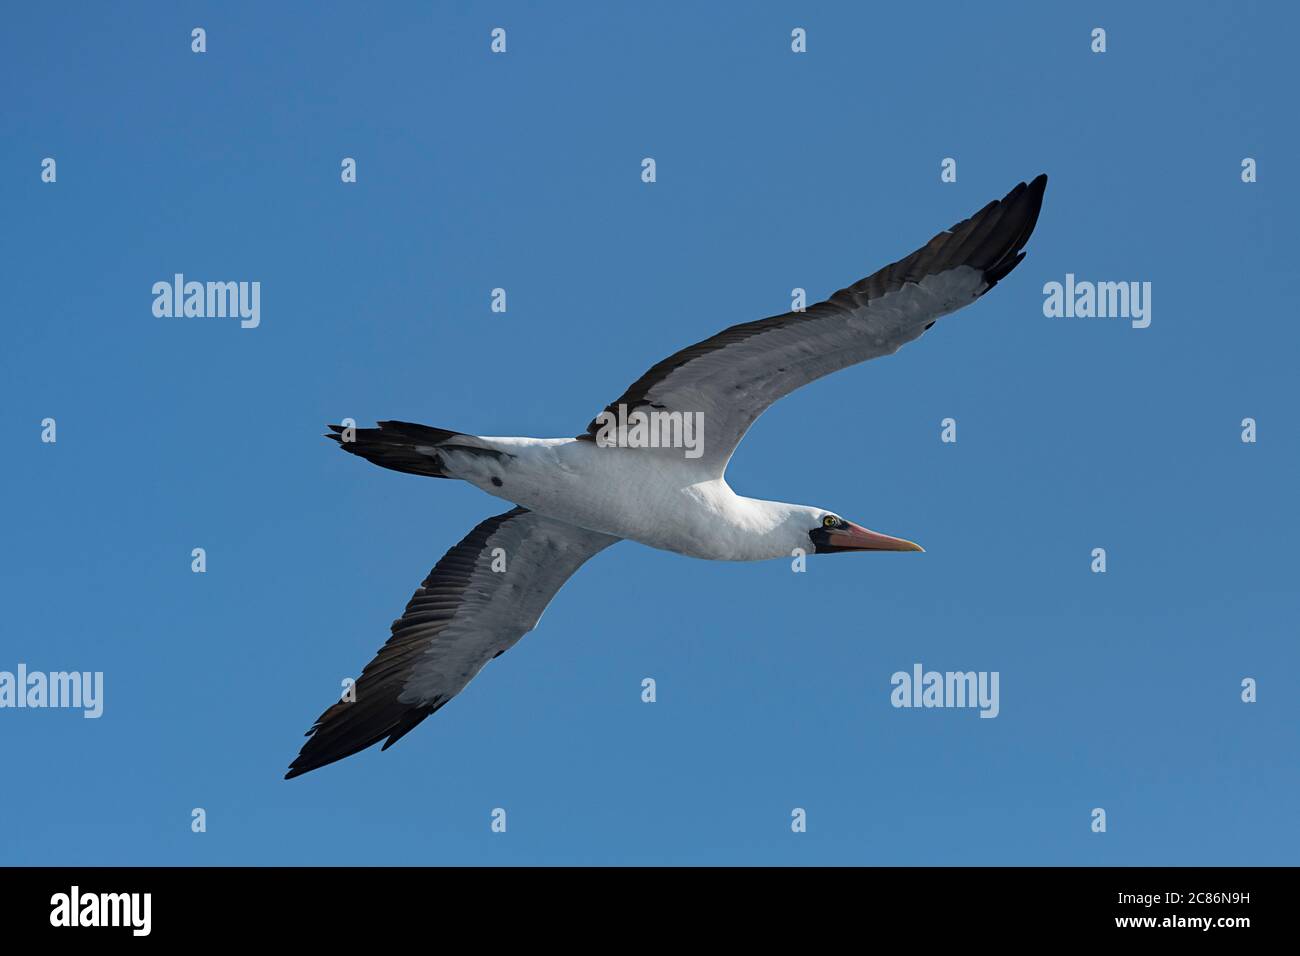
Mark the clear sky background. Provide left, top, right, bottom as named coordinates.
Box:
left=2, top=2, right=1296, bottom=865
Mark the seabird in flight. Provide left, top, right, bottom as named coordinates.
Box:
left=286, top=174, right=1047, bottom=778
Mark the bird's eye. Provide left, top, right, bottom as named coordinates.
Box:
left=822, top=515, right=839, bottom=529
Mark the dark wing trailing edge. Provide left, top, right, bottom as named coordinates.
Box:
left=580, top=174, right=1047, bottom=474
left=286, top=508, right=619, bottom=779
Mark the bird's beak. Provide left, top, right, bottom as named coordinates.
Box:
left=829, top=521, right=924, bottom=553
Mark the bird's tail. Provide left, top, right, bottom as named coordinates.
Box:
left=326, top=420, right=504, bottom=479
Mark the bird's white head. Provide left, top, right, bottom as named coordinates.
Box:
left=786, top=505, right=924, bottom=556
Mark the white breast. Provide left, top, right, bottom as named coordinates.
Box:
left=437, top=438, right=789, bottom=561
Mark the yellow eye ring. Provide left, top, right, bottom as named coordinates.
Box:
left=822, top=515, right=839, bottom=529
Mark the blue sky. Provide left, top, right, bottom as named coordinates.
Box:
left=2, top=1, right=1296, bottom=865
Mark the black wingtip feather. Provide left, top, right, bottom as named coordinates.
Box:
left=284, top=700, right=439, bottom=779
left=976, top=173, right=1047, bottom=293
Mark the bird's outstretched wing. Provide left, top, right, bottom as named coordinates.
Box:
left=286, top=508, right=619, bottom=778
left=581, top=174, right=1047, bottom=475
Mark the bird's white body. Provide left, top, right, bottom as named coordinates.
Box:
left=441, top=437, right=811, bottom=561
